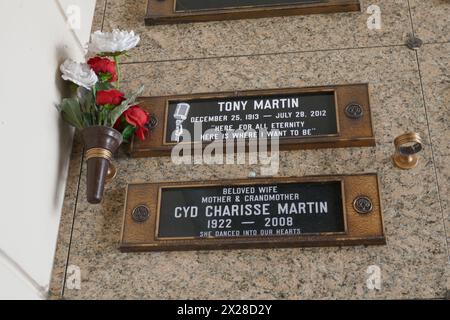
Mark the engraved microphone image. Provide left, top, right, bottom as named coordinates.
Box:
left=172, top=102, right=190, bottom=142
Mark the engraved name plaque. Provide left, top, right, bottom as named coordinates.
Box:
left=145, top=0, right=361, bottom=25
left=130, top=84, right=375, bottom=157
left=164, top=91, right=338, bottom=144
left=120, top=174, right=385, bottom=252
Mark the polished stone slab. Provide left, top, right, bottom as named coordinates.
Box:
left=417, top=43, right=450, bottom=265
left=102, top=0, right=413, bottom=62
left=120, top=47, right=425, bottom=146
left=91, top=0, right=107, bottom=32
left=60, top=46, right=448, bottom=299
left=50, top=0, right=450, bottom=300
left=409, top=0, right=450, bottom=43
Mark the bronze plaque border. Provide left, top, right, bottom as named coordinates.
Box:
left=145, top=0, right=361, bottom=25
left=129, top=84, right=375, bottom=158
left=119, top=174, right=385, bottom=252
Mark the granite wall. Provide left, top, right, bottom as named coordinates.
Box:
left=50, top=0, right=450, bottom=299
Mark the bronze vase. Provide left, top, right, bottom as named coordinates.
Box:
left=81, top=126, right=123, bottom=204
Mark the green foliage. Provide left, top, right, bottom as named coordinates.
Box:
left=94, top=81, right=113, bottom=92
left=98, top=107, right=111, bottom=126
left=59, top=84, right=143, bottom=131
left=98, top=72, right=112, bottom=82
left=60, top=98, right=84, bottom=129
left=109, top=85, right=144, bottom=126
left=121, top=124, right=136, bottom=143
left=80, top=86, right=133, bottom=128
left=77, top=87, right=96, bottom=127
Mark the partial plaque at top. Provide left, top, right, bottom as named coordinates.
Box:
left=145, top=0, right=361, bottom=25
left=175, top=0, right=324, bottom=11
left=130, top=84, right=374, bottom=157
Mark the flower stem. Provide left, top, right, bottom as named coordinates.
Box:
left=92, top=85, right=97, bottom=126
left=114, top=55, right=121, bottom=89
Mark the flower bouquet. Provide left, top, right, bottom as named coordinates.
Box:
left=58, top=30, right=149, bottom=204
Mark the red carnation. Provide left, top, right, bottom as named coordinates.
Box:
left=96, top=89, right=125, bottom=106
left=87, top=57, right=117, bottom=82
left=123, top=105, right=149, bottom=141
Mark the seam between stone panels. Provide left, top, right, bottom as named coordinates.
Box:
left=101, top=0, right=108, bottom=32
left=61, top=149, right=85, bottom=298
left=120, top=44, right=408, bottom=65
left=407, top=0, right=450, bottom=266
left=119, top=42, right=450, bottom=67
left=423, top=40, right=450, bottom=46
left=406, top=0, right=415, bottom=38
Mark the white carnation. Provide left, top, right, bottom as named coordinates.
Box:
left=60, top=59, right=98, bottom=90
left=88, top=29, right=140, bottom=54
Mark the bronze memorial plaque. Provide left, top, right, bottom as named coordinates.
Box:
left=131, top=84, right=374, bottom=157
left=145, top=0, right=361, bottom=25
left=120, top=174, right=385, bottom=252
